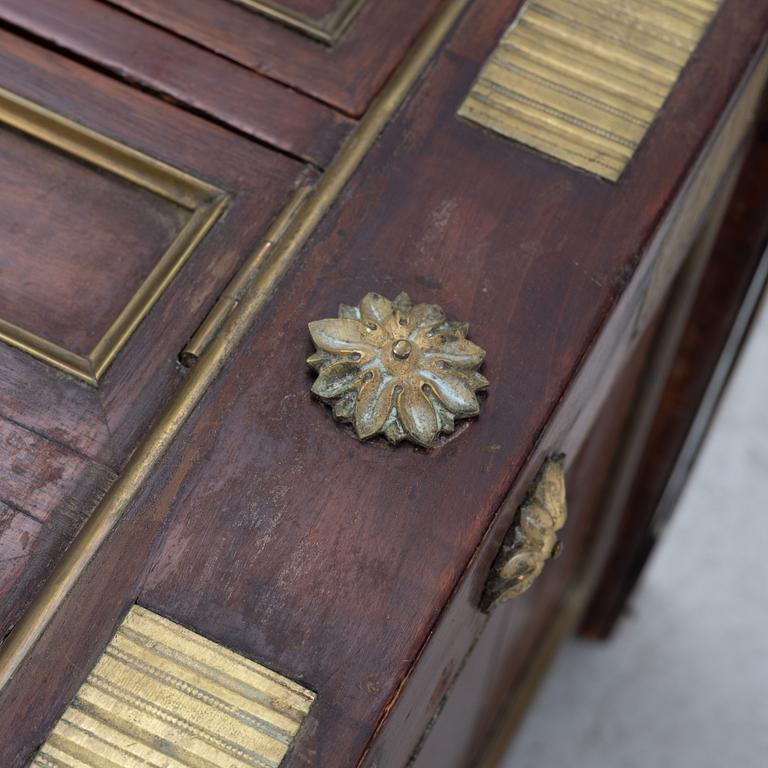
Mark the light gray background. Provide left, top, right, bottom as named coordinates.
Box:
left=502, top=295, right=768, bottom=768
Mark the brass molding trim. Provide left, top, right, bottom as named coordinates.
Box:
left=307, top=292, right=488, bottom=446
left=31, top=605, right=315, bottom=767
left=230, top=0, right=367, bottom=44
left=0, top=0, right=472, bottom=695
left=0, top=88, right=228, bottom=385
left=458, top=0, right=721, bottom=181
left=482, top=456, right=567, bottom=611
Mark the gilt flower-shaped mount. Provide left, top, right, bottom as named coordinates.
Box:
left=307, top=292, right=488, bottom=447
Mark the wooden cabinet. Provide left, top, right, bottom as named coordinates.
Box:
left=0, top=30, right=310, bottom=642
left=0, top=1, right=766, bottom=766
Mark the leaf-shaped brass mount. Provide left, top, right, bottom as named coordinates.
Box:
left=307, top=292, right=488, bottom=447
left=482, top=456, right=567, bottom=611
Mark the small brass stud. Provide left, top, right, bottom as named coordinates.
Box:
left=392, top=339, right=412, bottom=359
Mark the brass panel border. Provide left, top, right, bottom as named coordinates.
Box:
left=229, top=0, right=367, bottom=44
left=0, top=88, right=229, bottom=385
left=32, top=605, right=315, bottom=768
left=458, top=0, right=721, bottom=181
left=0, top=0, right=473, bottom=694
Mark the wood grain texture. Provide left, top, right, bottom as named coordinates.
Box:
left=410, top=314, right=660, bottom=767
left=0, top=31, right=308, bottom=465
left=0, top=1, right=765, bottom=766
left=0, top=123, right=189, bottom=358
left=582, top=109, right=768, bottom=638
left=0, top=416, right=116, bottom=638
left=0, top=33, right=307, bottom=657
left=104, top=0, right=443, bottom=116
left=136, top=2, right=767, bottom=765
left=0, top=0, right=354, bottom=167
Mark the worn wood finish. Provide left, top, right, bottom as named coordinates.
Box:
left=104, top=0, right=443, bottom=115
left=0, top=34, right=307, bottom=655
left=0, top=417, right=116, bottom=638
left=1, top=1, right=766, bottom=767
left=0, top=124, right=189, bottom=357
left=0, top=0, right=354, bottom=167
left=582, top=112, right=768, bottom=638
left=0, top=34, right=304, bottom=464
left=0, top=1, right=760, bottom=766
left=411, top=312, right=661, bottom=767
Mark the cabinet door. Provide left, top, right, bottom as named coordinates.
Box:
left=0, top=31, right=309, bottom=641
left=103, top=0, right=443, bottom=114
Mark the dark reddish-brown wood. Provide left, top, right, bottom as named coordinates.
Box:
left=1, top=2, right=764, bottom=767
left=582, top=112, right=768, bottom=639
left=0, top=417, right=116, bottom=638
left=0, top=33, right=309, bottom=643
left=0, top=31, right=308, bottom=465
left=0, top=0, right=354, bottom=166
left=0, top=126, right=188, bottom=356
left=103, top=0, right=443, bottom=115
left=411, top=311, right=661, bottom=767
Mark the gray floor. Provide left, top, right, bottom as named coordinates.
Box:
left=502, top=295, right=768, bottom=768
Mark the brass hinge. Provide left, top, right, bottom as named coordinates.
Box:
left=180, top=184, right=312, bottom=367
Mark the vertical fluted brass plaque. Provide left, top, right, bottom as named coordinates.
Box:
left=32, top=606, right=315, bottom=767
left=458, top=0, right=721, bottom=180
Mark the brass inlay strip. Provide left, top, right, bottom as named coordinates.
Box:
left=31, top=606, right=315, bottom=768
left=229, top=0, right=367, bottom=44
left=0, top=0, right=472, bottom=695
left=0, top=88, right=228, bottom=385
left=458, top=0, right=721, bottom=180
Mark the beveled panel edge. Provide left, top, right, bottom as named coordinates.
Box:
left=0, top=88, right=229, bottom=385
left=458, top=0, right=721, bottom=181
left=229, top=0, right=367, bottom=44
left=31, top=605, right=315, bottom=768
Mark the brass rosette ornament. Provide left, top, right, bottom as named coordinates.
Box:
left=307, top=292, right=488, bottom=446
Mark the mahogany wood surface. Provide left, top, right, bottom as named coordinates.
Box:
left=0, top=416, right=116, bottom=638
left=0, top=0, right=761, bottom=765
left=0, top=125, right=189, bottom=356
left=582, top=113, right=768, bottom=639
left=104, top=0, right=443, bottom=115
left=0, top=34, right=308, bottom=640
left=0, top=0, right=354, bottom=167
left=411, top=310, right=661, bottom=767
left=0, top=1, right=766, bottom=766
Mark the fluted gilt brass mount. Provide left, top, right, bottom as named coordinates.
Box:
left=307, top=292, right=488, bottom=447
left=32, top=606, right=315, bottom=767
left=482, top=456, right=567, bottom=611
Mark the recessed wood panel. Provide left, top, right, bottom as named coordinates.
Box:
left=0, top=127, right=187, bottom=358
left=0, top=88, right=227, bottom=385
left=105, top=0, right=442, bottom=115
left=0, top=0, right=355, bottom=167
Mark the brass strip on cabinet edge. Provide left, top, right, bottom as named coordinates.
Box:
left=31, top=606, right=315, bottom=768
left=0, top=0, right=473, bottom=692
left=458, top=0, right=722, bottom=181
